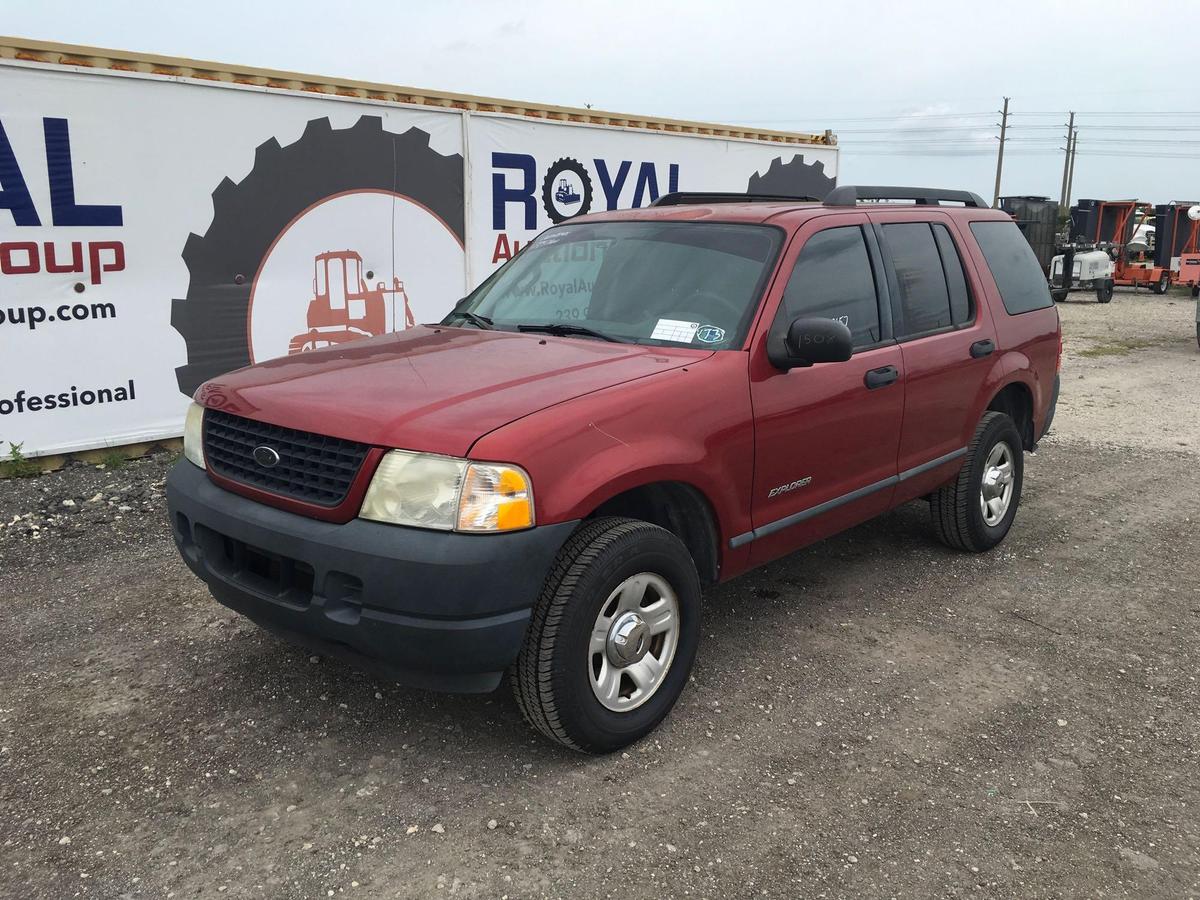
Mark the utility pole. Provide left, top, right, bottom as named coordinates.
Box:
left=993, top=96, right=1010, bottom=207
left=1065, top=132, right=1078, bottom=210
left=1059, top=111, right=1075, bottom=208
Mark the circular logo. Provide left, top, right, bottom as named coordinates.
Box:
left=541, top=157, right=594, bottom=224
left=253, top=445, right=281, bottom=468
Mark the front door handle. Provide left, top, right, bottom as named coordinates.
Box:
left=970, top=339, right=996, bottom=358
left=864, top=365, right=899, bottom=389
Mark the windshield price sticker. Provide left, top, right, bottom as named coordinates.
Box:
left=650, top=319, right=700, bottom=342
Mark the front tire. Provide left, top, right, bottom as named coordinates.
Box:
left=512, top=518, right=701, bottom=753
left=1096, top=280, right=1114, bottom=303
left=1050, top=288, right=1069, bottom=303
left=1152, top=273, right=1170, bottom=295
left=930, top=412, right=1024, bottom=553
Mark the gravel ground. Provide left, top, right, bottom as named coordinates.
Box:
left=1, top=289, right=1197, bottom=899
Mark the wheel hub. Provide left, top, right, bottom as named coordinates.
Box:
left=607, top=611, right=649, bottom=667
left=979, top=441, right=1015, bottom=526
left=588, top=572, right=681, bottom=713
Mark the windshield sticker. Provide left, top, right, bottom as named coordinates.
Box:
left=694, top=325, right=726, bottom=344
left=651, top=319, right=700, bottom=342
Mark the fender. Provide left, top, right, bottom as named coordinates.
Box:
left=965, top=350, right=1028, bottom=442
left=468, top=352, right=756, bottom=575
left=986, top=345, right=1053, bottom=438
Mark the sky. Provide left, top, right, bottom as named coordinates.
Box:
left=5, top=0, right=1199, bottom=205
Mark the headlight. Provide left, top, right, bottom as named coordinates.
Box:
left=183, top=402, right=206, bottom=469
left=359, top=450, right=533, bottom=533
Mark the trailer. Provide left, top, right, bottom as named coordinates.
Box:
left=0, top=36, right=838, bottom=458
left=1155, top=202, right=1200, bottom=298
left=1049, top=198, right=1196, bottom=302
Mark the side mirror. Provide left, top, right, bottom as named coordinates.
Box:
left=768, top=317, right=854, bottom=370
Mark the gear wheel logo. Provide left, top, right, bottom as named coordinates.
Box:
left=746, top=154, right=835, bottom=200
left=170, top=115, right=464, bottom=397
left=541, top=157, right=594, bottom=224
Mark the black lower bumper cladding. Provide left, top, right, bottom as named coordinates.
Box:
left=166, top=461, right=576, bottom=692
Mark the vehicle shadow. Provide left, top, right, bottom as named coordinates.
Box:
left=202, top=499, right=948, bottom=770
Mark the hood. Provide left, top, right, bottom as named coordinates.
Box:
left=197, top=326, right=710, bottom=457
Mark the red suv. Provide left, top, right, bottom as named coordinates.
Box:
left=167, top=185, right=1061, bottom=752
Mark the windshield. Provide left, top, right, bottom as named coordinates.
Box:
left=448, top=221, right=783, bottom=348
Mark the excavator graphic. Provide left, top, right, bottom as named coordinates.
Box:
left=288, top=250, right=414, bottom=355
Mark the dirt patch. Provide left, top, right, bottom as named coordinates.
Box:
left=1051, top=287, right=1200, bottom=456
left=1074, top=337, right=1159, bottom=358
left=1, top=294, right=1199, bottom=899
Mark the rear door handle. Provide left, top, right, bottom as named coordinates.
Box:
left=970, top=339, right=996, bottom=358
left=864, top=365, right=899, bottom=389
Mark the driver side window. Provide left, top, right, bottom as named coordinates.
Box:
left=776, top=226, right=881, bottom=348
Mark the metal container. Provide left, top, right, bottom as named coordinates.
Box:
left=1153, top=201, right=1200, bottom=270
left=1000, top=195, right=1060, bottom=273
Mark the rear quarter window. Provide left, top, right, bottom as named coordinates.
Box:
left=969, top=220, right=1054, bottom=315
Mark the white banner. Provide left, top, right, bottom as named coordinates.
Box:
left=0, top=61, right=836, bottom=457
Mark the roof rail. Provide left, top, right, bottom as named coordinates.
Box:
left=824, top=185, right=990, bottom=208
left=651, top=191, right=819, bottom=207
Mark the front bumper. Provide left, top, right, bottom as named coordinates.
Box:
left=166, top=461, right=577, bottom=692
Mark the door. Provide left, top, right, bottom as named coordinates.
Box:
left=745, top=214, right=905, bottom=566
left=869, top=213, right=998, bottom=503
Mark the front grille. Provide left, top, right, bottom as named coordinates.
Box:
left=203, top=409, right=370, bottom=507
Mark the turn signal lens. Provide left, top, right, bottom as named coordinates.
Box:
left=183, top=402, right=206, bottom=469
left=457, top=462, right=534, bottom=532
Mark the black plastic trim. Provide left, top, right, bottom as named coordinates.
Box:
left=166, top=461, right=578, bottom=692
left=729, top=447, right=968, bottom=548
left=1038, top=374, right=1060, bottom=442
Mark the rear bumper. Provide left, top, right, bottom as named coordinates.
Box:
left=166, top=461, right=577, bottom=692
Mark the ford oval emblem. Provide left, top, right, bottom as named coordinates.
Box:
left=253, top=445, right=281, bottom=468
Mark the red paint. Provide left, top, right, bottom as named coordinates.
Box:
left=198, top=200, right=1060, bottom=581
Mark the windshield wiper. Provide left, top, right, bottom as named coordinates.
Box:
left=444, top=309, right=494, bottom=330
left=516, top=323, right=628, bottom=343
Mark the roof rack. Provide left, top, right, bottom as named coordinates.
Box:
left=651, top=191, right=819, bottom=207
left=823, top=185, right=990, bottom=208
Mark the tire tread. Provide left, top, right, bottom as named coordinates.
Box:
left=512, top=517, right=655, bottom=751
left=930, top=411, right=1006, bottom=553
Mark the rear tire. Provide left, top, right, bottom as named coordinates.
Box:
left=1050, top=288, right=1069, bottom=303
left=1152, top=273, right=1170, bottom=295
left=512, top=517, right=701, bottom=753
left=1096, top=281, right=1114, bottom=303
left=930, top=412, right=1024, bottom=553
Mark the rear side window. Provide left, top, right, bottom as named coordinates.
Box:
left=778, top=226, right=881, bottom=347
left=882, top=223, right=951, bottom=337
left=969, top=220, right=1054, bottom=314
left=932, top=224, right=972, bottom=325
